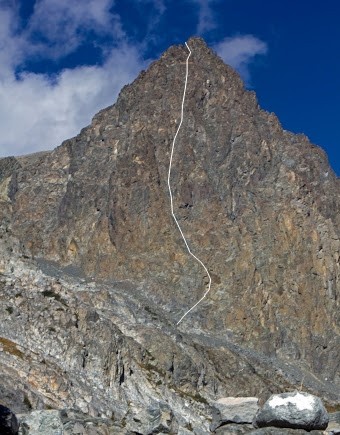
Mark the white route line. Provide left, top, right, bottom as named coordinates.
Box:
left=167, top=41, right=212, bottom=325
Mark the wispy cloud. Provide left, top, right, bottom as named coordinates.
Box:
left=0, top=7, right=27, bottom=77
left=191, top=0, right=217, bottom=34
left=0, top=1, right=146, bottom=157
left=213, top=35, right=268, bottom=83
left=131, top=0, right=166, bottom=47
left=0, top=46, right=145, bottom=157
left=26, top=0, right=124, bottom=59
left=151, top=0, right=166, bottom=14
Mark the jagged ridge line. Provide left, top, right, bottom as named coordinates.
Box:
left=167, top=41, right=212, bottom=325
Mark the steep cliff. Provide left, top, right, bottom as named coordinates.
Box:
left=0, top=37, right=339, bottom=433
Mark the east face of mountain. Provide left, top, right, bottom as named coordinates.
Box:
left=0, top=37, right=339, bottom=424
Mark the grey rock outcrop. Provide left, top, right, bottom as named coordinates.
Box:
left=253, top=392, right=329, bottom=430
left=210, top=397, right=259, bottom=431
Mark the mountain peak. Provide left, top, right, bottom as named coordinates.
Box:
left=0, top=36, right=339, bottom=426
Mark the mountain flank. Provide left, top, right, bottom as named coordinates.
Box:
left=0, top=37, right=339, bottom=433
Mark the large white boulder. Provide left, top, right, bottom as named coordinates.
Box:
left=253, top=391, right=329, bottom=430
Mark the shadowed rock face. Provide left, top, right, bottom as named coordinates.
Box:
left=0, top=37, right=339, bottom=431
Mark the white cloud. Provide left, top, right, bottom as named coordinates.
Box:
left=26, top=0, right=123, bottom=59
left=0, top=1, right=147, bottom=158
left=0, top=45, right=145, bottom=157
left=213, top=35, right=268, bottom=83
left=0, top=7, right=26, bottom=78
left=191, top=0, right=217, bottom=34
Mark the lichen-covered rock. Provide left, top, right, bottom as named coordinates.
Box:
left=253, top=392, right=329, bottom=430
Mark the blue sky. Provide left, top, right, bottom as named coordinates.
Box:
left=0, top=0, right=339, bottom=175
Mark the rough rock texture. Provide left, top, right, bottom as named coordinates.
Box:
left=253, top=392, right=329, bottom=430
left=19, top=410, right=63, bottom=435
left=211, top=397, right=259, bottom=431
left=0, top=37, right=340, bottom=433
left=18, top=409, right=121, bottom=435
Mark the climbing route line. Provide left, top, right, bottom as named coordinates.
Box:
left=167, top=42, right=212, bottom=325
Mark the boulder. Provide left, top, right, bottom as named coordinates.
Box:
left=0, top=404, right=19, bottom=435
left=210, top=397, right=259, bottom=431
left=253, top=392, right=329, bottom=430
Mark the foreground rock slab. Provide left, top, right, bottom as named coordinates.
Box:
left=253, top=392, right=329, bottom=431
left=210, top=397, right=259, bottom=431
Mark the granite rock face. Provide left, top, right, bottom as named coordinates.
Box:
left=0, top=37, right=340, bottom=432
left=253, top=392, right=329, bottom=430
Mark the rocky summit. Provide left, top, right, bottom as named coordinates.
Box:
left=0, top=37, right=339, bottom=434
